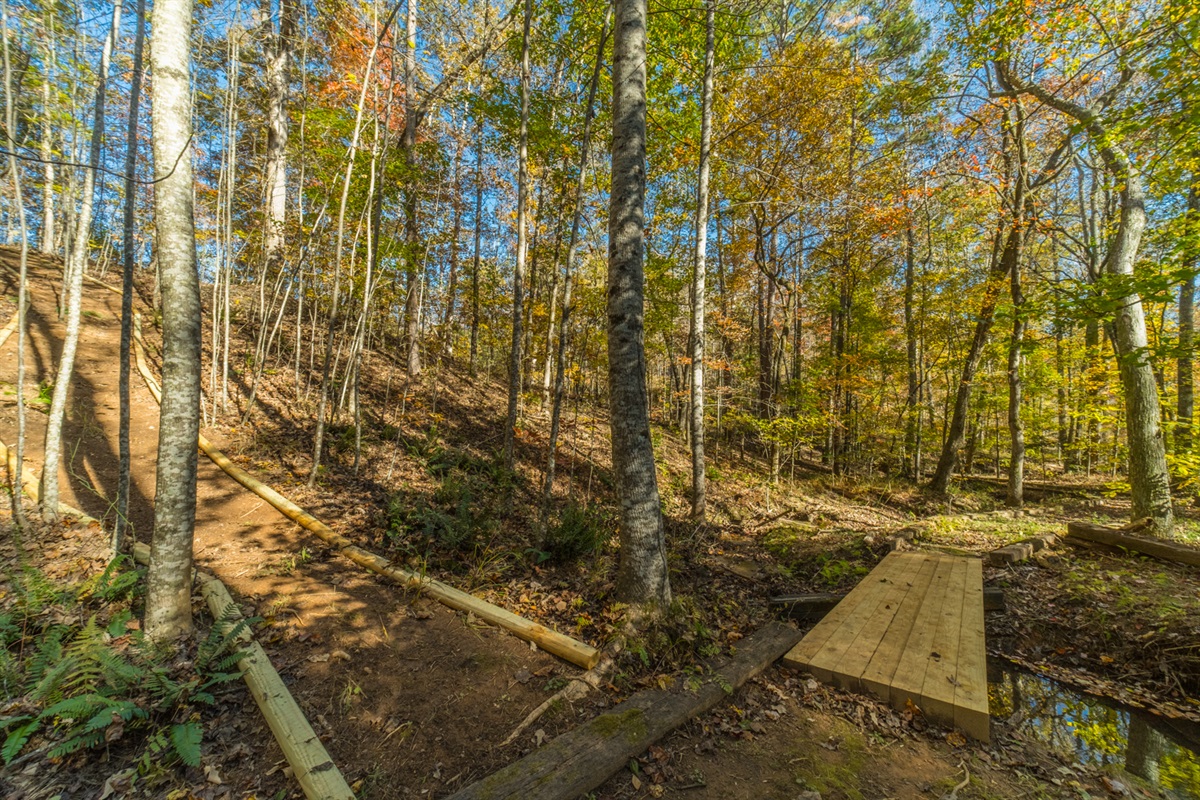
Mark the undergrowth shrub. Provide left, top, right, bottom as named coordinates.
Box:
left=541, top=502, right=610, bottom=564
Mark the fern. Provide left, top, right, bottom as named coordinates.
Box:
left=169, top=721, right=202, bottom=767
left=2, top=719, right=39, bottom=764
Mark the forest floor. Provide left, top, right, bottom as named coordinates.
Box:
left=0, top=246, right=1198, bottom=799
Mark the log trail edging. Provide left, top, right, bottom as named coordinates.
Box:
left=131, top=315, right=601, bottom=670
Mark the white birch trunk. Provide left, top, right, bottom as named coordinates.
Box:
left=145, top=0, right=201, bottom=640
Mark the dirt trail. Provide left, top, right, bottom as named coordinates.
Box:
left=0, top=252, right=565, bottom=798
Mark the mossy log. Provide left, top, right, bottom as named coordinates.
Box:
left=131, top=317, right=599, bottom=670
left=446, top=622, right=802, bottom=800
left=1066, top=521, right=1200, bottom=568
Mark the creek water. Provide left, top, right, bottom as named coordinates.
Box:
left=987, top=659, right=1200, bottom=798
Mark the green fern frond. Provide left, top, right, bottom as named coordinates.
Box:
left=1, top=719, right=40, bottom=764
left=47, top=728, right=104, bottom=759
left=169, top=721, right=202, bottom=767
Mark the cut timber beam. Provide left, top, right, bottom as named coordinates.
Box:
left=446, top=622, right=802, bottom=800
left=1066, top=522, right=1200, bottom=568
left=131, top=317, right=599, bottom=669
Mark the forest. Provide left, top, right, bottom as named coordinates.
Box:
left=0, top=0, right=1199, bottom=796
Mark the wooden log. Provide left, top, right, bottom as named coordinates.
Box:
left=770, top=587, right=1005, bottom=622
left=446, top=622, right=802, bottom=800
left=0, top=438, right=356, bottom=800
left=985, top=534, right=1059, bottom=566
left=1065, top=521, right=1200, bottom=568
left=132, top=317, right=600, bottom=670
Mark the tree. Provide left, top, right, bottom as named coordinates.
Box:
left=503, top=0, right=532, bottom=470
left=41, top=0, right=122, bottom=521
left=999, top=60, right=1175, bottom=535
left=145, top=0, right=201, bottom=640
left=609, top=0, right=670, bottom=607
left=688, top=0, right=715, bottom=520
left=2, top=0, right=29, bottom=530
left=262, top=0, right=294, bottom=280
left=116, top=0, right=146, bottom=553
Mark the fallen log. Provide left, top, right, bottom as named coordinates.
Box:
left=1065, top=521, right=1200, bottom=568
left=446, top=622, right=802, bottom=800
left=770, top=587, right=1005, bottom=622
left=0, top=439, right=356, bottom=800
left=132, top=317, right=599, bottom=670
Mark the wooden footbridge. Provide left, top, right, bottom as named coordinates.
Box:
left=783, top=551, right=990, bottom=741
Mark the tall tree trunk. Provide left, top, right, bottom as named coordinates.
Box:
left=2, top=0, right=30, bottom=530
left=441, top=130, right=465, bottom=355
left=145, top=0, right=200, bottom=641
left=39, top=41, right=54, bottom=257
left=1003, top=66, right=1174, bottom=534
left=609, top=0, right=670, bottom=607
left=904, top=222, right=919, bottom=478
left=1177, top=183, right=1198, bottom=453
left=503, top=0, right=531, bottom=470
left=42, top=0, right=122, bottom=521
left=543, top=10, right=608, bottom=515
left=262, top=0, right=292, bottom=280
left=116, top=0, right=146, bottom=553
left=1006, top=248, right=1026, bottom=507
left=402, top=0, right=422, bottom=376
left=1006, top=102, right=1029, bottom=508
left=929, top=225, right=1010, bottom=493
left=469, top=114, right=483, bottom=375
left=688, top=0, right=714, bottom=520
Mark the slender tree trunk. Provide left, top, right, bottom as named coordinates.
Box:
left=503, top=0, right=532, bottom=470
left=1007, top=248, right=1026, bottom=508
left=402, top=0, right=422, bottom=376
left=1006, top=103, right=1030, bottom=508
left=42, top=0, right=122, bottom=521
left=145, top=0, right=200, bottom=641
left=544, top=10, right=608, bottom=515
left=2, top=0, right=30, bottom=530
left=904, top=222, right=918, bottom=478
left=40, top=46, right=55, bottom=256
left=688, top=0, right=714, bottom=520
left=441, top=130, right=465, bottom=355
left=609, top=0, right=670, bottom=607
left=929, top=225, right=1010, bottom=493
left=116, top=0, right=146, bottom=553
left=1177, top=184, right=1198, bottom=453
left=469, top=115, right=483, bottom=375
left=310, top=5, right=399, bottom=486
left=263, top=0, right=292, bottom=279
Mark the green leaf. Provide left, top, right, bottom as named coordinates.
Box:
left=170, top=721, right=203, bottom=767
left=2, top=719, right=39, bottom=764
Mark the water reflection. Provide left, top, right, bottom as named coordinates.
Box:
left=987, top=659, right=1200, bottom=798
